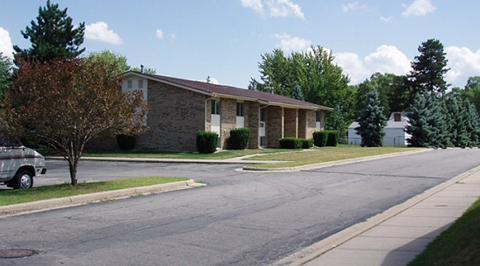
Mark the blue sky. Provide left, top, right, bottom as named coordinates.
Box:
left=1, top=0, right=479, bottom=88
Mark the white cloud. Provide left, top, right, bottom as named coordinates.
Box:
left=364, top=45, right=411, bottom=74
left=274, top=33, right=311, bottom=53
left=85, top=22, right=122, bottom=45
left=241, top=0, right=264, bottom=14
left=445, top=46, right=480, bottom=87
left=0, top=27, right=14, bottom=59
left=169, top=33, right=177, bottom=40
left=241, top=0, right=305, bottom=19
left=334, top=52, right=370, bottom=84
left=155, top=29, right=164, bottom=40
left=380, top=16, right=393, bottom=22
left=402, top=0, right=436, bottom=17
left=342, top=1, right=368, bottom=12
left=334, top=45, right=412, bottom=84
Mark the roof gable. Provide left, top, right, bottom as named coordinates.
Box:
left=122, top=71, right=332, bottom=111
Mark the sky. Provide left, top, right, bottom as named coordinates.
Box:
left=1, top=0, right=479, bottom=89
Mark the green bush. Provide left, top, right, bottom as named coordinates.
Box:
left=229, top=128, right=250, bottom=150
left=117, top=135, right=135, bottom=150
left=196, top=131, right=218, bottom=153
left=326, top=130, right=340, bottom=147
left=301, top=139, right=314, bottom=149
left=279, top=137, right=303, bottom=149
left=313, top=131, right=328, bottom=147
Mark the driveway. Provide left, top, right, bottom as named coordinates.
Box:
left=1, top=149, right=480, bottom=265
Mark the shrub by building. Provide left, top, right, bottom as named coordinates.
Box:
left=229, top=128, right=250, bottom=150
left=196, top=131, right=218, bottom=153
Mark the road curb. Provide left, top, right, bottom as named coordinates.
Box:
left=243, top=148, right=430, bottom=172
left=272, top=163, right=480, bottom=266
left=0, top=179, right=205, bottom=217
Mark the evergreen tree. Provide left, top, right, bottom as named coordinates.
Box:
left=13, top=0, right=85, bottom=62
left=408, top=39, right=449, bottom=97
left=291, top=84, right=304, bottom=100
left=464, top=100, right=480, bottom=147
left=355, top=89, right=387, bottom=147
left=447, top=96, right=470, bottom=148
left=406, top=93, right=447, bottom=148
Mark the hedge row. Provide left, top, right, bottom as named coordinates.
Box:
left=279, top=137, right=314, bottom=149
left=313, top=130, right=339, bottom=147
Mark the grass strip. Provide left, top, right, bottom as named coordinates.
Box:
left=247, top=145, right=423, bottom=168
left=0, top=176, right=189, bottom=206
left=408, top=196, right=480, bottom=266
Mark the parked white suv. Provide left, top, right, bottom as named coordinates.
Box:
left=0, top=138, right=47, bottom=189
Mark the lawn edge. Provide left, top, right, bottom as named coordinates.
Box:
left=0, top=179, right=205, bottom=217
left=243, top=148, right=430, bottom=172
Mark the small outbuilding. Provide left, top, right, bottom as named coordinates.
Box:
left=347, top=112, right=411, bottom=146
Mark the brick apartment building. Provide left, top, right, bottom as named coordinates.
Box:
left=118, top=71, right=332, bottom=151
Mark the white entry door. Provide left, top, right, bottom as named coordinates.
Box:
left=259, top=121, right=266, bottom=147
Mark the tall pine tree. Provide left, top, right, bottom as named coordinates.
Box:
left=13, top=0, right=85, bottom=62
left=408, top=39, right=449, bottom=98
left=355, top=89, right=387, bottom=147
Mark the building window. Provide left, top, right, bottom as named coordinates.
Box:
left=211, top=100, right=220, bottom=115
left=236, top=102, right=244, bottom=117
left=316, top=111, right=321, bottom=122
left=394, top=113, right=401, bottom=122
left=138, top=79, right=143, bottom=89
left=127, top=80, right=133, bottom=89
left=260, top=108, right=266, bottom=121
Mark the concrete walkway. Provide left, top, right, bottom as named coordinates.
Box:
left=275, top=164, right=480, bottom=266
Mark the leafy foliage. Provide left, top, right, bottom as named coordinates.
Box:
left=250, top=46, right=353, bottom=132
left=0, top=53, right=12, bottom=109
left=86, top=50, right=130, bottom=78
left=4, top=57, right=147, bottom=185
left=13, top=0, right=85, bottom=62
left=355, top=89, right=387, bottom=147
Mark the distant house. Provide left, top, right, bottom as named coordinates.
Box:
left=347, top=112, right=411, bottom=146
left=98, top=71, right=332, bottom=151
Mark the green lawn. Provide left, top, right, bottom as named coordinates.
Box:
left=409, top=196, right=480, bottom=265
left=0, top=176, right=188, bottom=206
left=81, top=148, right=290, bottom=160
left=246, top=145, right=423, bottom=168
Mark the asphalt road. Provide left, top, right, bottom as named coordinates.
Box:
left=1, top=149, right=480, bottom=265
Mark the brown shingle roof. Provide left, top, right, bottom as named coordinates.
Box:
left=123, top=71, right=332, bottom=111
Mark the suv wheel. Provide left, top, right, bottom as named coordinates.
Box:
left=13, top=169, right=34, bottom=189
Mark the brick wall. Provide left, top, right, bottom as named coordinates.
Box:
left=136, top=82, right=207, bottom=151
left=298, top=109, right=307, bottom=139
left=306, top=110, right=316, bottom=140
left=245, top=101, right=259, bottom=149
left=284, top=108, right=298, bottom=138
left=220, top=98, right=237, bottom=149
left=266, top=106, right=283, bottom=148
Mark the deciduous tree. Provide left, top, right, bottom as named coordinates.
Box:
left=5, top=57, right=147, bottom=185
left=250, top=46, right=353, bottom=132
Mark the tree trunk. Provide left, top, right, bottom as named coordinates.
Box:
left=68, top=158, right=78, bottom=186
